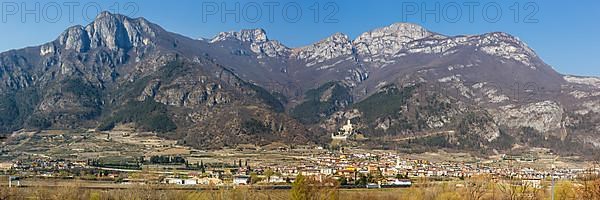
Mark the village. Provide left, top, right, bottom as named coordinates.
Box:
left=0, top=122, right=598, bottom=189
left=1, top=145, right=598, bottom=189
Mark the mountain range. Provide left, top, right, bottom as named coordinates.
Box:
left=1, top=12, right=599, bottom=157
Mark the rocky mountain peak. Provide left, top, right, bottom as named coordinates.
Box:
left=382, top=23, right=431, bottom=38
left=470, top=32, right=537, bottom=66
left=294, top=32, right=354, bottom=63
left=95, top=11, right=114, bottom=19
left=51, top=11, right=157, bottom=53
left=355, top=23, right=433, bottom=43
left=210, top=28, right=268, bottom=43
left=211, top=28, right=291, bottom=58
left=327, top=32, right=351, bottom=43
left=58, top=25, right=90, bottom=52
left=86, top=12, right=156, bottom=50
left=479, top=32, right=534, bottom=53
left=353, top=23, right=436, bottom=59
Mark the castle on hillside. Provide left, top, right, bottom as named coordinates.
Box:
left=331, top=119, right=356, bottom=140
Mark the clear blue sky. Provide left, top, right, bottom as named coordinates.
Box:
left=0, top=0, right=598, bottom=76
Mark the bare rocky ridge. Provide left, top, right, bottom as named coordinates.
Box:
left=1, top=12, right=599, bottom=157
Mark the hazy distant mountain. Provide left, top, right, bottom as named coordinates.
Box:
left=1, top=12, right=599, bottom=157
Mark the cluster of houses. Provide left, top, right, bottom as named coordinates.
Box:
left=151, top=151, right=599, bottom=187
left=2, top=149, right=599, bottom=188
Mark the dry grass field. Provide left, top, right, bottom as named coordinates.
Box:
left=2, top=175, right=600, bottom=200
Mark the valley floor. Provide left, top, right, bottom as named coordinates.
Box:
left=1, top=130, right=599, bottom=200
